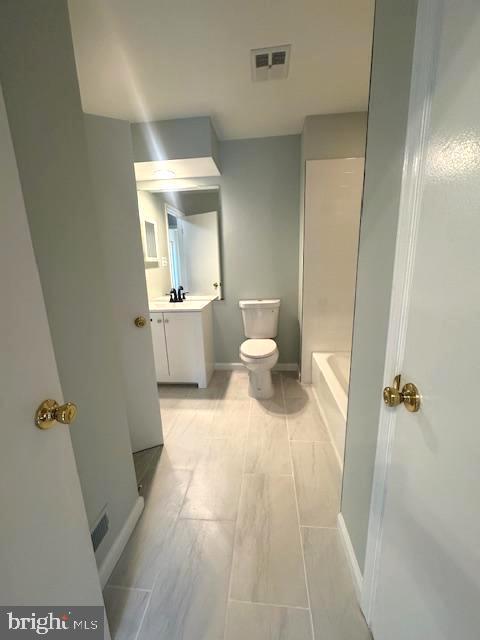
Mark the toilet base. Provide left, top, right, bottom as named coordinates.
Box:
left=248, top=368, right=274, bottom=399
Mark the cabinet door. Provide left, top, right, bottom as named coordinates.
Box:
left=150, top=313, right=169, bottom=380
left=163, top=312, right=202, bottom=383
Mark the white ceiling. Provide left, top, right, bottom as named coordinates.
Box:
left=68, top=0, right=374, bottom=140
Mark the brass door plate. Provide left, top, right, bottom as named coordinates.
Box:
left=401, top=382, right=421, bottom=412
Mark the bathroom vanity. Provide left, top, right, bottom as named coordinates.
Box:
left=149, top=298, right=214, bottom=387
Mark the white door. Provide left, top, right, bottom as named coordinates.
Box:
left=366, top=2, right=480, bottom=638
left=179, top=211, right=221, bottom=296
left=84, top=116, right=163, bottom=453
left=150, top=313, right=170, bottom=381
left=0, top=89, right=104, bottom=606
left=164, top=313, right=201, bottom=383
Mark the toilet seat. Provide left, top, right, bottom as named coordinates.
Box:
left=240, top=338, right=277, bottom=359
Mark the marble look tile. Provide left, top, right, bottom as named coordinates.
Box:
left=225, top=601, right=312, bottom=640
left=108, top=461, right=191, bottom=589
left=291, top=441, right=341, bottom=527
left=209, top=399, right=251, bottom=439
left=157, top=404, right=178, bottom=434
left=103, top=586, right=149, bottom=640
left=250, top=374, right=285, bottom=416
left=161, top=406, right=214, bottom=471
left=282, top=373, right=310, bottom=399
left=285, top=395, right=329, bottom=441
left=230, top=475, right=308, bottom=607
left=179, top=437, right=245, bottom=520
left=208, top=369, right=228, bottom=384
left=165, top=406, right=214, bottom=441
left=182, top=387, right=220, bottom=411
left=161, top=432, right=206, bottom=471
left=138, top=520, right=234, bottom=640
left=158, top=384, right=194, bottom=398
left=219, top=370, right=250, bottom=399
left=302, top=527, right=372, bottom=640
left=244, top=414, right=291, bottom=475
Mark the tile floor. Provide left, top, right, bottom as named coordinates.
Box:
left=105, top=370, right=371, bottom=640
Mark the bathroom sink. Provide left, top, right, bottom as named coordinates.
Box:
left=149, top=299, right=212, bottom=312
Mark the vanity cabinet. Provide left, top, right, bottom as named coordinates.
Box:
left=150, top=303, right=214, bottom=387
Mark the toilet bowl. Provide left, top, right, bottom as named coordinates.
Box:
left=239, top=298, right=281, bottom=399
left=240, top=338, right=279, bottom=399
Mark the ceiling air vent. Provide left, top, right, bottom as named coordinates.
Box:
left=251, top=45, right=291, bottom=82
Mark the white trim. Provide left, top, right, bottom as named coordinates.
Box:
left=214, top=362, right=298, bottom=372
left=214, top=362, right=244, bottom=371
left=361, top=0, right=440, bottom=624
left=337, top=513, right=363, bottom=603
left=164, top=203, right=185, bottom=219
left=98, top=496, right=144, bottom=589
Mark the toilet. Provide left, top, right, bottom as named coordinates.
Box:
left=239, top=299, right=280, bottom=399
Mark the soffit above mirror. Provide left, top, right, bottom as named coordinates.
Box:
left=134, top=157, right=220, bottom=182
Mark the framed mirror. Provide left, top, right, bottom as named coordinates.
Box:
left=138, top=186, right=223, bottom=299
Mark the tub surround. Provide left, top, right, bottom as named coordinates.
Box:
left=300, top=158, right=364, bottom=383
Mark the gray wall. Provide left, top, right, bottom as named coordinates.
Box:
left=214, top=136, right=300, bottom=364
left=302, top=112, right=368, bottom=161
left=0, top=0, right=138, bottom=567
left=341, top=0, right=418, bottom=572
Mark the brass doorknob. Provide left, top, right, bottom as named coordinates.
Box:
left=35, top=399, right=78, bottom=429
left=134, top=316, right=146, bottom=328
left=383, top=375, right=421, bottom=412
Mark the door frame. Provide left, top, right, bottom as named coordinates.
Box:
left=361, top=0, right=442, bottom=623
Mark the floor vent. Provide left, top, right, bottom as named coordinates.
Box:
left=91, top=511, right=109, bottom=552
left=251, top=45, right=291, bottom=81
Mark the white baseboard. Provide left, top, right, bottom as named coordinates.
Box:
left=214, top=362, right=244, bottom=370
left=215, top=362, right=298, bottom=372
left=98, top=496, right=144, bottom=589
left=274, top=363, right=299, bottom=372
left=337, top=513, right=363, bottom=604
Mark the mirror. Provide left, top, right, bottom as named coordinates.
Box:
left=137, top=186, right=222, bottom=299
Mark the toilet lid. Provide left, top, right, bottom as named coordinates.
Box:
left=240, top=339, right=277, bottom=359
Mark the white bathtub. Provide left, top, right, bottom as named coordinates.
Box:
left=311, top=352, right=351, bottom=469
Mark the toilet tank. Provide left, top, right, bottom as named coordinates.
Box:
left=239, top=299, right=281, bottom=338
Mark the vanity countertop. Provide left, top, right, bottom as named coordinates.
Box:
left=149, top=297, right=214, bottom=313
